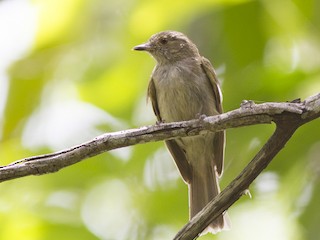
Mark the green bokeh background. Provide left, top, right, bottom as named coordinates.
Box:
left=0, top=0, right=319, bottom=239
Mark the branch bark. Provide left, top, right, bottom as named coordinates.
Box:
left=0, top=94, right=319, bottom=184
left=173, top=93, right=320, bottom=239
left=0, top=94, right=319, bottom=239
left=174, top=115, right=299, bottom=239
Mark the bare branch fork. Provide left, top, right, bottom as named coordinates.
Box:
left=173, top=93, right=320, bottom=239
left=1, top=93, right=319, bottom=238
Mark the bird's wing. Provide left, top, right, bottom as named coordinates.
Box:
left=200, top=57, right=225, bottom=176
left=148, top=78, right=192, bottom=183
left=200, top=57, right=223, bottom=114
left=165, top=140, right=192, bottom=183
left=147, top=78, right=161, bottom=121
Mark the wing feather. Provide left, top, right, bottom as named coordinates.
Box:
left=200, top=57, right=225, bottom=176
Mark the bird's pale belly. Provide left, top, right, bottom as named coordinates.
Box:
left=153, top=62, right=217, bottom=123
left=156, top=80, right=202, bottom=122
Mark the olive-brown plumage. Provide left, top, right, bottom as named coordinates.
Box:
left=134, top=31, right=229, bottom=234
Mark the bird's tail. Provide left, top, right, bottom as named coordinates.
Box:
left=189, top=164, right=230, bottom=234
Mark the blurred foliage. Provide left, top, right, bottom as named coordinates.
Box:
left=0, top=0, right=319, bottom=239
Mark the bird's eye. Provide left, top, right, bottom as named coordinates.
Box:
left=160, top=38, right=168, bottom=45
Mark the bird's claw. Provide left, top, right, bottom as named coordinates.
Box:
left=196, top=113, right=207, bottom=121
left=241, top=100, right=255, bottom=109
left=156, top=120, right=164, bottom=125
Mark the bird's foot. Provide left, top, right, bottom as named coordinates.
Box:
left=196, top=113, right=207, bottom=121
left=156, top=119, right=165, bottom=125
left=241, top=100, right=255, bottom=109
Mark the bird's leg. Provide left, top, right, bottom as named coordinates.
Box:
left=156, top=119, right=165, bottom=125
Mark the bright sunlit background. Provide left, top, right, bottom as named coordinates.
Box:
left=0, top=0, right=320, bottom=239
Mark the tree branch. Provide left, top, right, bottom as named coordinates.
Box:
left=173, top=115, right=299, bottom=239
left=0, top=94, right=319, bottom=184
left=0, top=94, right=319, bottom=239
left=173, top=93, right=320, bottom=239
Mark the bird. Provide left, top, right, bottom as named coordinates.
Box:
left=134, top=30, right=229, bottom=234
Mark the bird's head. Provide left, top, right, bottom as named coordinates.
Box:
left=133, top=31, right=200, bottom=64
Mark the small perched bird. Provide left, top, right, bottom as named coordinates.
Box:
left=134, top=31, right=229, bottom=234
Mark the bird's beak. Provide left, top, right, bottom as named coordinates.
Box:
left=133, top=42, right=152, bottom=51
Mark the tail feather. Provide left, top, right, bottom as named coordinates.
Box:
left=189, top=164, right=230, bottom=234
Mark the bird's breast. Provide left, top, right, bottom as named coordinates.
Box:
left=152, top=62, right=215, bottom=123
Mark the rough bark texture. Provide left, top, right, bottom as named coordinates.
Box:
left=174, top=94, right=319, bottom=239
left=0, top=93, right=319, bottom=239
